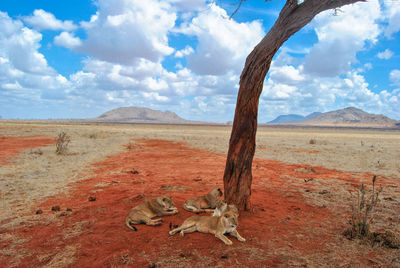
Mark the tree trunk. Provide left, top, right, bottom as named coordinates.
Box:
left=223, top=0, right=365, bottom=211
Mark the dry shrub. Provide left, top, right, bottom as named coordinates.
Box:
left=309, top=139, right=316, bottom=145
left=29, top=148, right=43, bottom=155
left=342, top=176, right=399, bottom=248
left=127, top=142, right=135, bottom=150
left=56, top=132, right=71, bottom=155
left=345, top=176, right=381, bottom=239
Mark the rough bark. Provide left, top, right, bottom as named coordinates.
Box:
left=223, top=0, right=366, bottom=211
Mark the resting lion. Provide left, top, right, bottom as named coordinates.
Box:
left=126, top=195, right=178, bottom=230
left=183, top=188, right=223, bottom=213
left=212, top=199, right=239, bottom=217
left=169, top=210, right=245, bottom=245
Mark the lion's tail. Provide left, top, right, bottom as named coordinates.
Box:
left=126, top=217, right=138, bottom=231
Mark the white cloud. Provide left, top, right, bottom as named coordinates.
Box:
left=304, top=1, right=380, bottom=76
left=23, top=9, right=77, bottom=31
left=54, top=32, right=82, bottom=49
left=177, top=4, right=264, bottom=75
left=77, top=0, right=176, bottom=64
left=383, top=1, right=400, bottom=38
left=142, top=92, right=169, bottom=102
left=0, top=12, right=72, bottom=113
left=269, top=65, right=304, bottom=85
left=169, top=0, right=208, bottom=11
left=0, top=12, right=55, bottom=75
left=377, top=49, right=394, bottom=60
left=390, top=69, right=400, bottom=86
left=174, top=45, right=194, bottom=58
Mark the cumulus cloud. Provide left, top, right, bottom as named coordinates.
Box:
left=169, top=0, right=208, bottom=11
left=383, top=1, right=400, bottom=38
left=0, top=11, right=70, bottom=113
left=390, top=69, right=400, bottom=86
left=0, top=12, right=55, bottom=75
left=269, top=65, right=304, bottom=85
left=54, top=32, right=82, bottom=49
left=23, top=9, right=77, bottom=31
left=377, top=49, right=394, bottom=60
left=175, top=45, right=194, bottom=58
left=74, top=0, right=176, bottom=64
left=177, top=4, right=264, bottom=75
left=304, top=1, right=380, bottom=77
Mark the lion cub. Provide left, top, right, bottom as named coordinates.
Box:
left=183, top=188, right=223, bottom=213
left=169, top=210, right=245, bottom=245
left=212, top=199, right=239, bottom=217
left=126, top=195, right=178, bottom=230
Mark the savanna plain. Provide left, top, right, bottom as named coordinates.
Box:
left=0, top=121, right=399, bottom=267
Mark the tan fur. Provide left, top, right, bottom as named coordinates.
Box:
left=126, top=196, right=178, bottom=229
left=212, top=199, right=239, bottom=217
left=183, top=188, right=223, bottom=214
left=169, top=211, right=245, bottom=245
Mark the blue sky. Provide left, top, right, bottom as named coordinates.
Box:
left=0, top=0, right=399, bottom=122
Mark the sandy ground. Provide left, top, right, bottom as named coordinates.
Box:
left=0, top=121, right=399, bottom=267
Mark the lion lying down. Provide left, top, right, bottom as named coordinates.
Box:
left=169, top=210, right=245, bottom=245
left=183, top=188, right=223, bottom=214
left=126, top=195, right=178, bottom=230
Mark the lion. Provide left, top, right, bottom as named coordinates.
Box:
left=183, top=188, right=223, bottom=214
left=169, top=210, right=245, bottom=245
left=212, top=199, right=239, bottom=217
left=126, top=195, right=178, bottom=230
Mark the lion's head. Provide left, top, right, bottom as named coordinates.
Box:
left=209, top=188, right=223, bottom=199
left=157, top=195, right=176, bottom=211
left=221, top=211, right=239, bottom=231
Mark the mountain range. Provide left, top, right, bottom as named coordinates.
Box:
left=89, top=106, right=399, bottom=128
left=268, top=107, right=399, bottom=127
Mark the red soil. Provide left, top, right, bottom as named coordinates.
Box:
left=0, top=135, right=55, bottom=164
left=1, top=139, right=398, bottom=267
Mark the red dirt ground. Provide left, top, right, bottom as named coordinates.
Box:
left=0, top=135, right=55, bottom=164
left=1, top=139, right=399, bottom=267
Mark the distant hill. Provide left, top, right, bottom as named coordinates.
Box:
left=304, top=112, right=322, bottom=120
left=268, top=107, right=399, bottom=128
left=304, top=107, right=398, bottom=127
left=268, top=112, right=320, bottom=123
left=92, top=106, right=200, bottom=124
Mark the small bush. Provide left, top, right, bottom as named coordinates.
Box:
left=309, top=139, right=316, bottom=145
left=127, top=142, right=135, bottom=150
left=89, top=133, right=98, bottom=139
left=29, top=148, right=43, bottom=155
left=344, top=176, right=382, bottom=240
left=55, top=132, right=71, bottom=155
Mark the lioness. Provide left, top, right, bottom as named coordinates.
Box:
left=183, top=188, right=223, bottom=213
left=212, top=199, right=239, bottom=217
left=126, top=195, right=178, bottom=229
left=169, top=210, right=245, bottom=245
